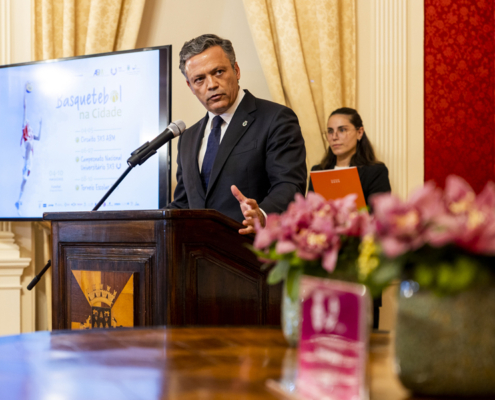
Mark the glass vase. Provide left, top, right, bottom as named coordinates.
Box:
left=395, top=283, right=495, bottom=396
left=281, top=280, right=301, bottom=347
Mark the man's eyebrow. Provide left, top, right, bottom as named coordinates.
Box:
left=189, top=63, right=229, bottom=81
left=190, top=72, right=205, bottom=80
left=208, top=66, right=224, bottom=74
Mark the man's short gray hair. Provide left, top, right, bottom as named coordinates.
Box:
left=179, top=34, right=236, bottom=79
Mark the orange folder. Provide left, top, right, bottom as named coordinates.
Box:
left=310, top=167, right=367, bottom=210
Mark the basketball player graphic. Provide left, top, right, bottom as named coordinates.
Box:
left=16, top=82, right=42, bottom=214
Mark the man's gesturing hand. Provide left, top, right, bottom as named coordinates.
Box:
left=231, top=185, right=266, bottom=235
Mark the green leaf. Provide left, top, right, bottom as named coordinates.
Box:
left=437, top=262, right=454, bottom=291
left=244, top=243, right=258, bottom=253
left=303, top=260, right=329, bottom=278
left=268, top=246, right=286, bottom=260
left=361, top=260, right=400, bottom=298
left=244, top=244, right=278, bottom=260
left=371, top=260, right=400, bottom=285
left=414, top=263, right=435, bottom=288
left=260, top=262, right=274, bottom=271
left=289, top=256, right=306, bottom=268
left=450, top=256, right=477, bottom=292
left=286, top=267, right=303, bottom=302
left=267, top=259, right=290, bottom=285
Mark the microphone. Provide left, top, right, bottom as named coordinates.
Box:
left=127, top=120, right=186, bottom=167
left=92, top=119, right=186, bottom=212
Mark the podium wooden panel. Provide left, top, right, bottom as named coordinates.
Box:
left=44, top=209, right=281, bottom=330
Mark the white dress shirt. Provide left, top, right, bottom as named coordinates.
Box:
left=198, top=88, right=245, bottom=171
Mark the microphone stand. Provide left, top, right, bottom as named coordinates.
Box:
left=92, top=136, right=159, bottom=211
left=92, top=166, right=133, bottom=211
left=27, top=141, right=155, bottom=290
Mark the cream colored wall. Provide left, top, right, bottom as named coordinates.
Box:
left=357, top=0, right=424, bottom=331
left=1, top=0, right=32, bottom=65
left=136, top=0, right=272, bottom=193
left=406, top=0, right=425, bottom=194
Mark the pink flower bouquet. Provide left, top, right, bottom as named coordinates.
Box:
left=251, top=192, right=371, bottom=300
left=362, top=175, right=495, bottom=295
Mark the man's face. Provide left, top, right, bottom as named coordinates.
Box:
left=185, top=46, right=241, bottom=115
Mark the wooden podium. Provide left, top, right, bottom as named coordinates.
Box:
left=44, top=209, right=281, bottom=330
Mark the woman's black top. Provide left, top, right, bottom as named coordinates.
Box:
left=308, top=162, right=391, bottom=325
left=308, top=162, right=391, bottom=206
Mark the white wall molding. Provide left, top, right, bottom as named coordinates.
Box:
left=357, top=0, right=424, bottom=199
left=0, top=223, right=20, bottom=258
left=374, top=0, right=408, bottom=198
left=0, top=225, right=32, bottom=336
left=0, top=259, right=31, bottom=336
left=1, top=222, right=12, bottom=230
left=0, top=0, right=12, bottom=65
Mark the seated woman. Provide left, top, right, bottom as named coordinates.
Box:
left=308, top=107, right=391, bottom=205
left=308, top=107, right=391, bottom=330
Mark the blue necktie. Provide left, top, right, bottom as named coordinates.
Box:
left=200, top=115, right=223, bottom=191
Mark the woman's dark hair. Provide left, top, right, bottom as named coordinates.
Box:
left=319, top=107, right=382, bottom=168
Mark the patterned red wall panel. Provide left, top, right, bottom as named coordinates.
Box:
left=424, top=0, right=494, bottom=192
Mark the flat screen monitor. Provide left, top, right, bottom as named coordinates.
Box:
left=0, top=45, right=172, bottom=220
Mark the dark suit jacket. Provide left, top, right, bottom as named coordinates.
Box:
left=168, top=90, right=307, bottom=223
left=308, top=162, right=391, bottom=206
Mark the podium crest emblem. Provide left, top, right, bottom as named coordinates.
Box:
left=70, top=270, right=135, bottom=330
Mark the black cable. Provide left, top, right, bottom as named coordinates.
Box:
left=27, top=260, right=51, bottom=291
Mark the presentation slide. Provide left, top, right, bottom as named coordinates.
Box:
left=0, top=50, right=164, bottom=218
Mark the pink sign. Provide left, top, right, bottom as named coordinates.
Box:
left=296, top=276, right=371, bottom=400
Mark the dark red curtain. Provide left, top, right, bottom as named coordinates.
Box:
left=424, top=0, right=495, bottom=192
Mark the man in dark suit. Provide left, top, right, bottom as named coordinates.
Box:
left=168, top=34, right=307, bottom=234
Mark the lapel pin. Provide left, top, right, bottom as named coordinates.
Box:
left=242, top=121, right=248, bottom=127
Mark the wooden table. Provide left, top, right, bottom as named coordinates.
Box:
left=0, top=327, right=447, bottom=400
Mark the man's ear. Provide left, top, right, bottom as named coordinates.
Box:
left=234, top=62, right=240, bottom=81
left=186, top=79, right=195, bottom=94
